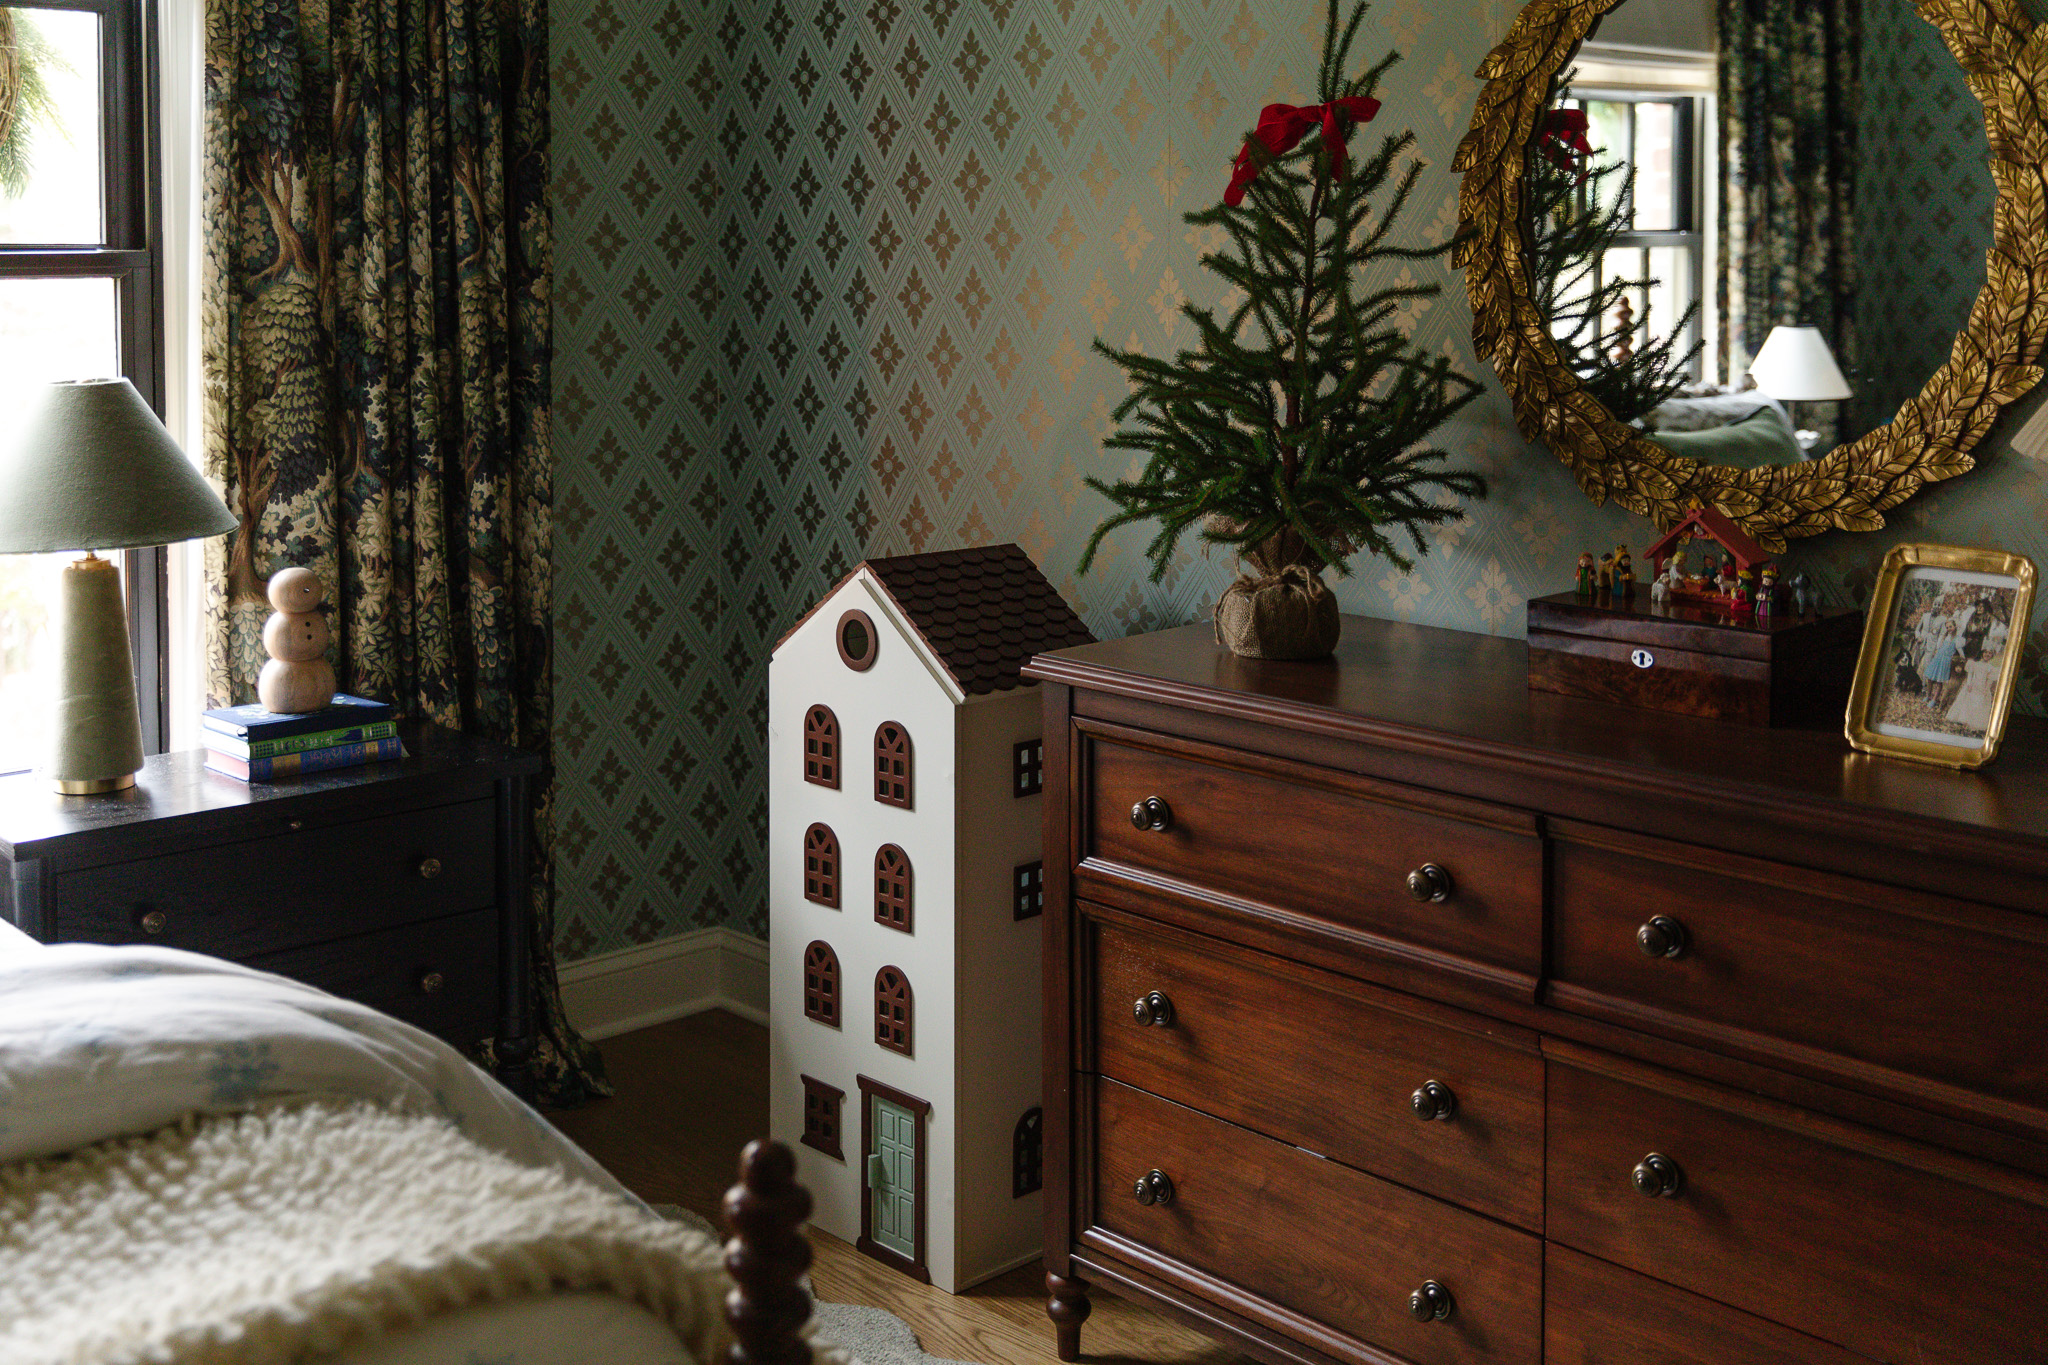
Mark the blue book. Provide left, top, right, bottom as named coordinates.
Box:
left=200, top=694, right=396, bottom=742
left=203, top=735, right=405, bottom=782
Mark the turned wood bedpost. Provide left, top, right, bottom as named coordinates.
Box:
left=723, top=1138, right=814, bottom=1365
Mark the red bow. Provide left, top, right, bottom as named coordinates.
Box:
left=1539, top=108, right=1593, bottom=171
left=1223, top=96, right=1382, bottom=206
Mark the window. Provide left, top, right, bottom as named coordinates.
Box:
left=803, top=940, right=840, bottom=1026
left=804, top=705, right=840, bottom=788
left=1012, top=739, right=1044, bottom=797
left=801, top=1075, right=844, bottom=1159
left=803, top=823, right=840, bottom=907
left=836, top=608, right=877, bottom=670
left=874, top=844, right=912, bottom=933
left=874, top=965, right=913, bottom=1055
left=1013, top=1107, right=1043, bottom=1197
left=874, top=722, right=912, bottom=808
left=0, top=0, right=165, bottom=772
left=1013, top=860, right=1044, bottom=920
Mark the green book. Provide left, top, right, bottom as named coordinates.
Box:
left=201, top=719, right=400, bottom=760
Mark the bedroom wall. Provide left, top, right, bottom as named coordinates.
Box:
left=548, top=0, right=2048, bottom=961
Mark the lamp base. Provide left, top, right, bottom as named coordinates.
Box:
left=55, top=773, right=137, bottom=796
left=47, top=553, right=145, bottom=796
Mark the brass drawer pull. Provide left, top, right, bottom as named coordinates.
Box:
left=1637, top=914, right=1688, bottom=959
left=1129, top=797, right=1172, bottom=832
left=139, top=909, right=167, bottom=936
left=419, top=970, right=447, bottom=995
left=1406, top=863, right=1452, bottom=902
left=1410, top=1080, right=1457, bottom=1121
left=417, top=857, right=444, bottom=880
left=1408, top=1280, right=1455, bottom=1323
left=1132, top=991, right=1175, bottom=1027
left=1632, top=1152, right=1684, bottom=1198
left=1132, top=1169, right=1175, bottom=1206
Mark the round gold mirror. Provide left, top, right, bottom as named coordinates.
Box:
left=1454, top=0, right=2048, bottom=551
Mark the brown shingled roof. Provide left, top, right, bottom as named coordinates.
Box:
left=775, top=544, right=1095, bottom=696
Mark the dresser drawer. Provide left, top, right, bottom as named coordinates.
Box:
left=247, top=906, right=499, bottom=1047
left=1084, top=731, right=1541, bottom=982
left=1551, top=823, right=2048, bottom=1117
left=1543, top=1245, right=1869, bottom=1365
left=1545, top=1051, right=2048, bottom=1364
left=1087, top=908, right=1543, bottom=1228
left=51, top=798, right=497, bottom=959
left=1090, top=1077, right=1541, bottom=1365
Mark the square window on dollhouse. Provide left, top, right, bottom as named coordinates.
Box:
left=801, top=1075, right=844, bottom=1160
left=1013, top=860, right=1044, bottom=920
left=1013, top=739, right=1044, bottom=797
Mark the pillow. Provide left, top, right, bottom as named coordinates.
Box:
left=1648, top=405, right=1805, bottom=469
left=1648, top=389, right=1793, bottom=434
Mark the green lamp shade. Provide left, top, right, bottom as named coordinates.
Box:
left=0, top=378, right=239, bottom=552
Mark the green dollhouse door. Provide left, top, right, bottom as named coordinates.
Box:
left=866, top=1096, right=918, bottom=1260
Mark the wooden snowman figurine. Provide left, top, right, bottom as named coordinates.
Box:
left=257, top=567, right=337, bottom=714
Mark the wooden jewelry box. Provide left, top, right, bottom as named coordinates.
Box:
left=1526, top=590, right=1864, bottom=726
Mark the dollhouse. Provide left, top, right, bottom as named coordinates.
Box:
left=766, top=544, right=1094, bottom=1291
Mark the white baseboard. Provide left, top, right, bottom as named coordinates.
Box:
left=558, top=927, right=769, bottom=1041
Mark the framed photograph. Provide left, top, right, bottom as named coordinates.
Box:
left=1846, top=544, right=2036, bottom=770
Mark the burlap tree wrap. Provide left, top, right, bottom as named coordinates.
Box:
left=1213, top=564, right=1341, bottom=659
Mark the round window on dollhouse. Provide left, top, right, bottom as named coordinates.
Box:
left=836, top=608, right=878, bottom=671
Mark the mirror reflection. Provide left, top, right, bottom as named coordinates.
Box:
left=1531, top=0, right=1994, bottom=465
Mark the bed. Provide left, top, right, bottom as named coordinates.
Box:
left=0, top=922, right=826, bottom=1365
left=1644, top=388, right=1810, bottom=467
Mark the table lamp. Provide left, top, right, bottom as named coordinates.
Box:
left=0, top=379, right=238, bottom=794
left=1747, top=325, right=1853, bottom=402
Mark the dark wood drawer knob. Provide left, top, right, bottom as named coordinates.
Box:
left=417, top=857, right=444, bottom=880
left=1632, top=1152, right=1684, bottom=1198
left=419, top=970, right=447, bottom=995
left=1129, top=797, right=1172, bottom=832
left=1637, top=914, right=1688, bottom=959
left=1132, top=991, right=1175, bottom=1027
left=1132, top=1169, right=1175, bottom=1206
left=1406, top=863, right=1452, bottom=902
left=1411, top=1080, right=1457, bottom=1121
left=139, top=910, right=168, bottom=936
left=1408, top=1280, right=1455, bottom=1323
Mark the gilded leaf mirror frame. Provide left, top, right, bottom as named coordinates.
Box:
left=1453, top=0, right=2048, bottom=551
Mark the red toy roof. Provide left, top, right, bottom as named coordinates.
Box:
left=1643, top=505, right=1769, bottom=568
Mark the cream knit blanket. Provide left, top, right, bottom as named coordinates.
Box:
left=0, top=1100, right=784, bottom=1365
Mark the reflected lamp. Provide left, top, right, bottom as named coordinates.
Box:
left=1747, top=325, right=1854, bottom=402
left=0, top=379, right=238, bottom=793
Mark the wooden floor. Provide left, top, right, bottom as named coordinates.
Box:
left=549, top=1011, right=1249, bottom=1365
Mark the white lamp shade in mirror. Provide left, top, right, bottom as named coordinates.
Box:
left=1747, top=325, right=1854, bottom=403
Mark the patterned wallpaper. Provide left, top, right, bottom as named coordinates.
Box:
left=549, top=0, right=2048, bottom=960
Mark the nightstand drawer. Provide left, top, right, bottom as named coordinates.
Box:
left=248, top=907, right=499, bottom=1048
left=1089, top=1077, right=1541, bottom=1365
left=1088, top=907, right=1543, bottom=1228
left=51, top=797, right=495, bottom=958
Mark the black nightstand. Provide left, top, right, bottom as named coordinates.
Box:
left=0, top=722, right=543, bottom=1097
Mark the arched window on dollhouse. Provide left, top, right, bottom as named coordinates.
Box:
left=1013, top=1107, right=1044, bottom=1197
left=874, top=722, right=913, bottom=809
left=804, top=705, right=840, bottom=789
left=875, top=966, right=913, bottom=1056
left=874, top=844, right=912, bottom=933
left=803, top=940, right=840, bottom=1027
left=803, top=824, right=840, bottom=907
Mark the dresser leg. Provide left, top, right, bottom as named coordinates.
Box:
left=1046, top=1271, right=1091, bottom=1361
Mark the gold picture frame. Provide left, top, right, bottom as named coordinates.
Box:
left=1845, top=544, right=2036, bottom=770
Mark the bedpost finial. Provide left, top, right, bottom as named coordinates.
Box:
left=723, top=1138, right=814, bottom=1365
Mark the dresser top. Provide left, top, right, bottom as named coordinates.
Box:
left=1026, top=615, right=2048, bottom=851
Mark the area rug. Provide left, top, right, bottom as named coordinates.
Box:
left=654, top=1205, right=980, bottom=1365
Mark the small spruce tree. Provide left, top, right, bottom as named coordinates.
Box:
left=1078, top=0, right=1484, bottom=585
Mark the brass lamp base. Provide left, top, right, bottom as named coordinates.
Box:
left=55, top=773, right=137, bottom=795
left=47, top=553, right=145, bottom=796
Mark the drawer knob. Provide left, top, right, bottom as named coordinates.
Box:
left=417, top=857, right=444, bottom=880
left=1405, top=863, right=1452, bottom=902
left=1132, top=1169, right=1175, bottom=1207
left=1129, top=797, right=1172, bottom=832
left=1408, top=1280, right=1455, bottom=1323
left=419, top=970, right=447, bottom=995
left=1632, top=1152, right=1684, bottom=1198
left=1637, top=914, right=1688, bottom=959
left=1410, top=1080, right=1457, bottom=1122
left=139, top=909, right=168, bottom=936
left=1132, top=991, right=1175, bottom=1027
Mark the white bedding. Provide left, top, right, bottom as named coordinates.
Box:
left=0, top=942, right=706, bottom=1365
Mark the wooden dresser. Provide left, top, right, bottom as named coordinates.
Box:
left=1024, top=618, right=2048, bottom=1365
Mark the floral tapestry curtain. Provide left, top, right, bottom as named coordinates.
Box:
left=1717, top=0, right=1861, bottom=442
left=201, top=0, right=606, bottom=1103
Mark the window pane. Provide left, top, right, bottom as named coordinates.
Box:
left=0, top=6, right=105, bottom=244
left=1582, top=100, right=1630, bottom=220
left=0, top=275, right=118, bottom=395
left=1632, top=103, right=1677, bottom=231
left=1646, top=245, right=1689, bottom=352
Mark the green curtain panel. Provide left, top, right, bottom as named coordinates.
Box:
left=201, top=0, right=607, bottom=1103
left=1717, top=0, right=1861, bottom=443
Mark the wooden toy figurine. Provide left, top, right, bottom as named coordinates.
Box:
left=1756, top=564, right=1779, bottom=621
left=1614, top=544, right=1635, bottom=599
left=1597, top=550, right=1616, bottom=594
left=1575, top=551, right=1598, bottom=598
left=257, top=567, right=337, bottom=714
left=1732, top=566, right=1757, bottom=614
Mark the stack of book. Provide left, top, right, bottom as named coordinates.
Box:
left=201, top=694, right=402, bottom=781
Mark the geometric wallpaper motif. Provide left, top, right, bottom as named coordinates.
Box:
left=550, top=0, right=2048, bottom=961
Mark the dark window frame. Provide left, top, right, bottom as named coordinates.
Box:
left=803, top=823, right=841, bottom=907
left=802, top=939, right=840, bottom=1026
left=874, top=721, right=912, bottom=809
left=1012, top=859, right=1044, bottom=920
left=800, top=1074, right=845, bottom=1160
left=873, top=843, right=912, bottom=933
left=1012, top=739, right=1044, bottom=797
left=1013, top=1106, right=1043, bottom=1197
left=874, top=964, right=913, bottom=1056
left=804, top=704, right=841, bottom=788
